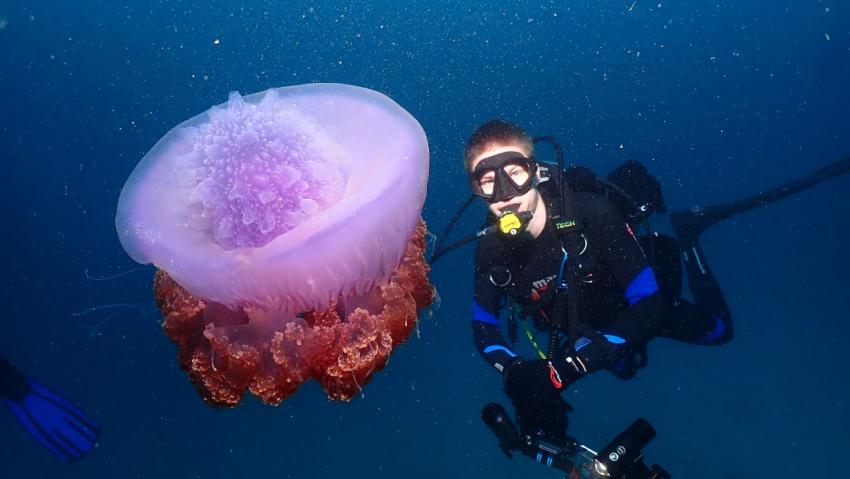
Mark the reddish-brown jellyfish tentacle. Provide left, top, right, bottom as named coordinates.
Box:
left=154, top=220, right=435, bottom=407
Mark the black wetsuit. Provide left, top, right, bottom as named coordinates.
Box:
left=471, top=186, right=733, bottom=380
left=463, top=154, right=848, bottom=443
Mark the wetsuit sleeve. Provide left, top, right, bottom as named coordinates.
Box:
left=472, top=241, right=518, bottom=374
left=564, top=195, right=668, bottom=376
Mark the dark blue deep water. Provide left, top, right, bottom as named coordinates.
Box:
left=2, top=1, right=849, bottom=478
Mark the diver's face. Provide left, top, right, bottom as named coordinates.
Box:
left=469, top=144, right=539, bottom=218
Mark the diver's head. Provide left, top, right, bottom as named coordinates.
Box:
left=464, top=119, right=534, bottom=173
left=464, top=120, right=543, bottom=223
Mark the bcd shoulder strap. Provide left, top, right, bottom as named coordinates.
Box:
left=539, top=171, right=618, bottom=362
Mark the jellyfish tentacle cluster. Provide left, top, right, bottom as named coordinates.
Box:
left=155, top=222, right=432, bottom=405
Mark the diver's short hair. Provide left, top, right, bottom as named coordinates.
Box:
left=463, top=119, right=533, bottom=172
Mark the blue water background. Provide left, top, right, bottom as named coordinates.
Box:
left=1, top=1, right=848, bottom=477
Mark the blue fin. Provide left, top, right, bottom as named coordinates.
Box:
left=3, top=378, right=100, bottom=462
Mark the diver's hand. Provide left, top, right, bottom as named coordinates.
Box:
left=555, top=335, right=641, bottom=380
left=503, top=359, right=572, bottom=443
left=503, top=358, right=567, bottom=395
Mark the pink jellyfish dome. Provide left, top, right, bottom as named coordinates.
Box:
left=116, top=83, right=429, bottom=312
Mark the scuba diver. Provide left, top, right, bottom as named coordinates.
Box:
left=0, top=357, right=100, bottom=462
left=464, top=119, right=687, bottom=443
left=430, top=118, right=850, bottom=454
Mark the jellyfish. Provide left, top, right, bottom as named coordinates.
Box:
left=115, top=83, right=434, bottom=406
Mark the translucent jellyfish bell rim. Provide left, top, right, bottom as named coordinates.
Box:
left=116, top=83, right=429, bottom=311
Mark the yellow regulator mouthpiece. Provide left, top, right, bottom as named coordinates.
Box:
left=498, top=211, right=524, bottom=236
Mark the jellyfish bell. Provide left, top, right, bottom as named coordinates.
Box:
left=117, top=83, right=428, bottom=312
left=116, top=84, right=434, bottom=406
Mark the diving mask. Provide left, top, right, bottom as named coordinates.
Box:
left=470, top=152, right=537, bottom=203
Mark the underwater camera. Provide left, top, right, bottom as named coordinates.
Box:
left=482, top=403, right=670, bottom=479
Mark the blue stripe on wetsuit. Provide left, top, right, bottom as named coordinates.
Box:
left=483, top=345, right=517, bottom=357
left=574, top=334, right=626, bottom=351
left=603, top=334, right=627, bottom=344
left=472, top=300, right=500, bottom=325
left=624, top=267, right=659, bottom=306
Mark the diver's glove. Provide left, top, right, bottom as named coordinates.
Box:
left=553, top=333, right=650, bottom=381
left=503, top=358, right=568, bottom=394
left=503, top=359, right=573, bottom=443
